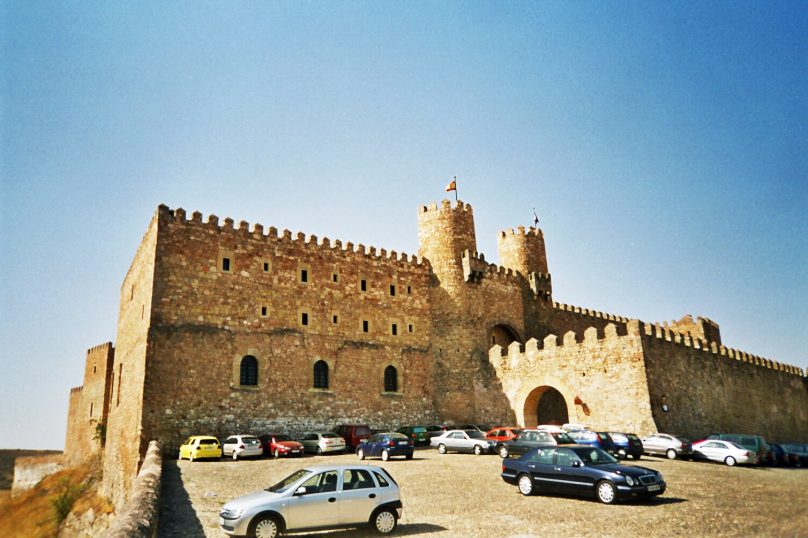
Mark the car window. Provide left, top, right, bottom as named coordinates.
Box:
left=450, top=432, right=464, bottom=439
left=537, top=432, right=552, bottom=443
left=531, top=447, right=554, bottom=464
left=555, top=448, right=580, bottom=467
left=267, top=469, right=310, bottom=493
left=322, top=432, right=339, bottom=439
left=343, top=469, right=375, bottom=490
left=244, top=437, right=260, bottom=445
left=275, top=435, right=291, bottom=442
left=182, top=438, right=192, bottom=446
left=467, top=431, right=485, bottom=439
left=576, top=447, right=617, bottom=465
left=302, top=471, right=338, bottom=494
left=200, top=438, right=217, bottom=445
left=739, top=436, right=757, bottom=447
left=303, top=434, right=315, bottom=440
left=373, top=471, right=390, bottom=487
left=225, top=437, right=236, bottom=443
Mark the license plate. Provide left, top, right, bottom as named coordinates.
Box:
left=398, top=441, right=408, bottom=445
left=647, top=484, right=660, bottom=492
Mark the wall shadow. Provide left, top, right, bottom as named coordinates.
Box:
left=157, top=459, right=205, bottom=537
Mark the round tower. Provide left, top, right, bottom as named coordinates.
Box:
left=417, top=199, right=478, bottom=284
left=497, top=226, right=549, bottom=276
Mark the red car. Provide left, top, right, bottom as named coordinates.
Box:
left=258, top=433, right=304, bottom=458
left=485, top=427, right=524, bottom=445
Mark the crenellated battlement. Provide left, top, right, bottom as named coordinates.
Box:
left=70, top=386, right=83, bottom=394
left=87, top=342, right=113, bottom=354
left=419, top=199, right=474, bottom=216
left=461, top=249, right=549, bottom=289
left=642, top=321, right=805, bottom=377
left=553, top=301, right=631, bottom=323
left=499, top=225, right=543, bottom=239
left=158, top=205, right=430, bottom=271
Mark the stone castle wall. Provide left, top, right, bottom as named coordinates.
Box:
left=641, top=324, right=808, bottom=441
left=64, top=343, right=114, bottom=465
left=102, top=212, right=160, bottom=507
left=138, top=206, right=435, bottom=455
left=489, top=320, right=657, bottom=434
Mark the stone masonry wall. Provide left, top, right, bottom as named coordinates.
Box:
left=641, top=324, right=808, bottom=442
left=140, top=206, right=435, bottom=455
left=102, top=211, right=160, bottom=507
left=65, top=343, right=114, bottom=465
left=489, top=320, right=657, bottom=434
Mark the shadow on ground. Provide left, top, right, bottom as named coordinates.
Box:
left=157, top=459, right=206, bottom=538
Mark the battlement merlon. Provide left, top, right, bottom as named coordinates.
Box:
left=418, top=199, right=474, bottom=216
left=155, top=205, right=430, bottom=270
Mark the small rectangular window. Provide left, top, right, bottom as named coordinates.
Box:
left=408, top=324, right=413, bottom=333
left=222, top=257, right=231, bottom=271
left=301, top=269, right=308, bottom=283
left=407, top=285, right=412, bottom=294
left=261, top=306, right=268, bottom=317
left=332, top=315, right=338, bottom=324
left=391, top=323, right=398, bottom=336
left=89, top=402, right=93, bottom=417
left=263, top=262, right=270, bottom=272
left=363, top=320, right=369, bottom=333
left=332, top=273, right=339, bottom=283
left=390, top=285, right=396, bottom=296
left=360, top=279, right=367, bottom=292
left=302, top=312, right=309, bottom=326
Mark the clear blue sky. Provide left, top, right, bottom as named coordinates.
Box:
left=2, top=2, right=806, bottom=450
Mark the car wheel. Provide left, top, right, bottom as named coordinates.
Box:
left=274, top=448, right=280, bottom=458
left=316, top=446, right=323, bottom=455
left=382, top=449, right=390, bottom=461
left=666, top=449, right=677, bottom=460
left=357, top=448, right=365, bottom=460
left=499, top=445, right=509, bottom=459
left=189, top=452, right=195, bottom=462
left=725, top=456, right=736, bottom=466
left=233, top=451, right=239, bottom=461
left=618, top=449, right=626, bottom=459
left=633, top=454, right=641, bottom=460
left=596, top=480, right=617, bottom=504
left=250, top=514, right=281, bottom=538
left=517, top=473, right=534, bottom=496
left=437, top=444, right=447, bottom=454
left=406, top=452, right=413, bottom=460
left=372, top=508, right=397, bottom=534
left=473, top=444, right=482, bottom=456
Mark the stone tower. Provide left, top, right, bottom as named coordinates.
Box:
left=417, top=200, right=477, bottom=287
left=498, top=226, right=552, bottom=299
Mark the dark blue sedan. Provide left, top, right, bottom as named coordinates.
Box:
left=501, top=445, right=666, bottom=504
left=356, top=432, right=414, bottom=461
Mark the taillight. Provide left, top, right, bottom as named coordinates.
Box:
left=388, top=440, right=396, bottom=447
left=239, top=445, right=245, bottom=449
left=412, top=434, right=417, bottom=438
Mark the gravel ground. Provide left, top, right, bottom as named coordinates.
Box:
left=157, top=448, right=808, bottom=538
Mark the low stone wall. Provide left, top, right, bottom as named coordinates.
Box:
left=104, top=441, right=161, bottom=538
left=12, top=453, right=65, bottom=493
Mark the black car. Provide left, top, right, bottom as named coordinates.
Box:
left=501, top=445, right=666, bottom=504
left=609, top=432, right=644, bottom=460
left=498, top=429, right=575, bottom=458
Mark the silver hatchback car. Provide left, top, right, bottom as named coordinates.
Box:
left=220, top=464, right=403, bottom=538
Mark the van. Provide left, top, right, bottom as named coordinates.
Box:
left=707, top=433, right=771, bottom=464
left=334, top=424, right=372, bottom=450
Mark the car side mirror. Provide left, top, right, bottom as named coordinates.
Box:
left=294, top=486, right=308, bottom=496
left=572, top=461, right=582, bottom=467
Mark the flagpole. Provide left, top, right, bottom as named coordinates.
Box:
left=454, top=176, right=458, bottom=202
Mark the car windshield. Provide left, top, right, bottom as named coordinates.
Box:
left=466, top=430, right=485, bottom=439
left=552, top=433, right=575, bottom=444
left=322, top=433, right=339, bottom=439
left=626, top=434, right=640, bottom=441
left=413, top=428, right=427, bottom=433
left=727, top=442, right=747, bottom=450
left=389, top=433, right=408, bottom=440
left=243, top=437, right=260, bottom=445
left=574, top=447, right=618, bottom=465
left=274, top=435, right=291, bottom=442
left=267, top=469, right=310, bottom=493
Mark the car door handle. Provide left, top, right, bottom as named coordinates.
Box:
left=368, top=493, right=376, bottom=498
left=328, top=497, right=336, bottom=503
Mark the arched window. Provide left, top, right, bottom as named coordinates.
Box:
left=384, top=365, right=398, bottom=392
left=240, top=355, right=258, bottom=386
left=313, top=360, right=329, bottom=389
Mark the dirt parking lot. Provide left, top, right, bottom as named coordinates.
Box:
left=157, top=448, right=808, bottom=538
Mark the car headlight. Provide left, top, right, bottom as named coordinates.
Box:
left=220, top=506, right=244, bottom=519
left=625, top=475, right=636, bottom=486
left=656, top=471, right=664, bottom=481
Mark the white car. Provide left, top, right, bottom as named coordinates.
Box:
left=430, top=429, right=496, bottom=455
left=300, top=432, right=347, bottom=455
left=222, top=434, right=264, bottom=460
left=692, top=439, right=758, bottom=466
left=537, top=424, right=566, bottom=434
left=220, top=464, right=402, bottom=537
left=642, top=433, right=694, bottom=460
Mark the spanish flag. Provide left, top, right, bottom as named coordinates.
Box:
left=445, top=177, right=457, bottom=192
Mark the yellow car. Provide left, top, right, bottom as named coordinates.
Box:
left=179, top=435, right=222, bottom=461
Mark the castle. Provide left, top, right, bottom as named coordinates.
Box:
left=64, top=198, right=808, bottom=507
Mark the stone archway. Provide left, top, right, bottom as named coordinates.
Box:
left=488, top=324, right=520, bottom=348
left=523, top=386, right=569, bottom=427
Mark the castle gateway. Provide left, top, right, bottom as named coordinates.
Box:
left=64, top=198, right=808, bottom=506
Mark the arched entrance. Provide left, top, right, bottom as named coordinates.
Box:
left=488, top=324, right=520, bottom=348
left=523, top=386, right=569, bottom=427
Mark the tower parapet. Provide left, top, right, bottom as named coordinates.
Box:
left=498, top=226, right=550, bottom=296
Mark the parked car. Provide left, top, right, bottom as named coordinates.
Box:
left=222, top=434, right=264, bottom=460
left=259, top=433, right=305, bottom=458
left=430, top=429, right=496, bottom=455
left=498, top=429, right=574, bottom=458
left=397, top=426, right=429, bottom=446
left=501, top=445, right=666, bottom=504
left=781, top=443, right=808, bottom=467
left=608, top=432, right=644, bottom=460
left=178, top=435, right=222, bottom=461
left=219, top=464, right=403, bottom=537
left=692, top=439, right=758, bottom=466
left=706, top=433, right=770, bottom=465
left=562, top=423, right=590, bottom=432
left=300, top=432, right=347, bottom=455
left=768, top=443, right=795, bottom=466
left=537, top=424, right=567, bottom=434
left=334, top=424, right=372, bottom=451
left=457, top=424, right=484, bottom=432
left=357, top=432, right=414, bottom=461
left=485, top=427, right=523, bottom=447
left=566, top=430, right=616, bottom=455
left=641, top=433, right=693, bottom=460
